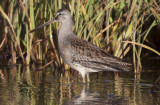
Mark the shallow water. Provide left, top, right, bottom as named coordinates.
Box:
left=0, top=58, right=160, bottom=105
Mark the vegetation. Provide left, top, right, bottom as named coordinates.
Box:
left=0, top=0, right=160, bottom=73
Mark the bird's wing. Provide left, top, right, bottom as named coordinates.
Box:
left=69, top=36, right=131, bottom=71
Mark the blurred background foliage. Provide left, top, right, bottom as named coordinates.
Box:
left=0, top=0, right=160, bottom=73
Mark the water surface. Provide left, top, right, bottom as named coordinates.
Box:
left=0, top=58, right=160, bottom=105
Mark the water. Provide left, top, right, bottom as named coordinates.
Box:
left=0, top=58, right=160, bottom=105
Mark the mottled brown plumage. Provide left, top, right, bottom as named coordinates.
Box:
left=30, top=9, right=131, bottom=83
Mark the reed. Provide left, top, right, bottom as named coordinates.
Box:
left=0, top=0, right=159, bottom=73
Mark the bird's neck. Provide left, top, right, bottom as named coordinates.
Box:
left=58, top=20, right=73, bottom=39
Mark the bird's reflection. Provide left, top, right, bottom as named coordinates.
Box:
left=63, top=83, right=129, bottom=105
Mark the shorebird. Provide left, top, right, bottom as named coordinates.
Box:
left=30, top=9, right=131, bottom=83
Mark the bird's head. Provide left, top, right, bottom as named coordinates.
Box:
left=30, top=9, right=71, bottom=33
left=54, top=9, right=72, bottom=23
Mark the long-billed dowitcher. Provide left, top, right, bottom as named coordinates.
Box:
left=30, top=9, right=131, bottom=83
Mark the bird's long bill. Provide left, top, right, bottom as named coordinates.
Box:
left=30, top=19, right=55, bottom=33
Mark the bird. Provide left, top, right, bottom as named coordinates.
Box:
left=30, top=9, right=131, bottom=83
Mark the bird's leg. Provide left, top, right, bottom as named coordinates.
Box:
left=81, top=71, right=86, bottom=83
left=82, top=77, right=86, bottom=83
left=87, top=73, right=90, bottom=82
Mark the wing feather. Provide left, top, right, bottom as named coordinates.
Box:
left=69, top=36, right=131, bottom=71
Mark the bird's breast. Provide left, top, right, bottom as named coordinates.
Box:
left=58, top=39, right=72, bottom=65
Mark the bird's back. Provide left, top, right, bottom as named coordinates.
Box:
left=59, top=34, right=131, bottom=72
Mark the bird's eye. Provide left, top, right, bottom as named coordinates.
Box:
left=58, top=13, right=63, bottom=15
